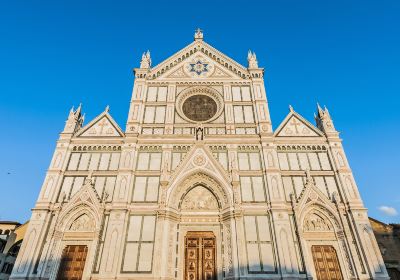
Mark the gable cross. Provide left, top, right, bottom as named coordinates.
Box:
left=98, top=118, right=109, bottom=134
left=290, top=118, right=301, bottom=134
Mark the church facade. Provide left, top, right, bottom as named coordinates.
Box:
left=10, top=30, right=389, bottom=280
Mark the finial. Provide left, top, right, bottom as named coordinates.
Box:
left=105, top=105, right=110, bottom=112
left=289, top=105, right=294, bottom=112
left=140, top=50, right=151, bottom=68
left=247, top=50, right=258, bottom=69
left=194, top=28, right=204, bottom=41
left=305, top=169, right=314, bottom=186
left=316, top=102, right=324, bottom=116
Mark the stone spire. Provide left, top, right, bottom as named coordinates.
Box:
left=140, top=50, right=151, bottom=69
left=62, top=103, right=84, bottom=134
left=247, top=50, right=258, bottom=69
left=194, top=28, right=204, bottom=41
left=315, top=103, right=338, bottom=137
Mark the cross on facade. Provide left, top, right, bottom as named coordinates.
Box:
left=98, top=118, right=109, bottom=134
left=290, top=117, right=301, bottom=134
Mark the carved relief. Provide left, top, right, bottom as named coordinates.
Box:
left=80, top=116, right=121, bottom=137
left=69, top=214, right=95, bottom=231
left=223, top=222, right=233, bottom=275
left=171, top=173, right=229, bottom=209
left=276, top=116, right=319, bottom=137
left=210, top=66, right=231, bottom=78
left=304, top=213, right=333, bottom=232
left=181, top=186, right=219, bottom=210
left=167, top=67, right=188, bottom=78
left=193, top=154, right=206, bottom=166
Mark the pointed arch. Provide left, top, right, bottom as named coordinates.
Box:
left=179, top=184, right=220, bottom=210
left=167, top=170, right=232, bottom=210
left=59, top=204, right=100, bottom=233
left=299, top=203, right=342, bottom=233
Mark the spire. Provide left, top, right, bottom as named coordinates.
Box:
left=247, top=50, right=258, bottom=69
left=140, top=50, right=151, bottom=69
left=315, top=103, right=338, bottom=137
left=194, top=28, right=204, bottom=41
left=62, top=103, right=84, bottom=134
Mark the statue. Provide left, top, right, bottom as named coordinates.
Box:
left=196, top=126, right=204, bottom=141
left=194, top=28, right=203, bottom=40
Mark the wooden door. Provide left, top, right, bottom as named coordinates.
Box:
left=312, top=245, right=343, bottom=280
left=185, top=232, right=216, bottom=280
left=57, top=245, right=88, bottom=280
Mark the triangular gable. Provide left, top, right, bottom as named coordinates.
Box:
left=76, top=110, right=124, bottom=137
left=159, top=52, right=243, bottom=80
left=274, top=109, right=323, bottom=137
left=57, top=174, right=103, bottom=231
left=169, top=144, right=230, bottom=186
left=147, top=40, right=250, bottom=80
left=295, top=171, right=336, bottom=211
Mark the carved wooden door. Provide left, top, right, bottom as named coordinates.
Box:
left=312, top=245, right=343, bottom=280
left=185, top=232, right=216, bottom=280
left=57, top=245, right=88, bottom=280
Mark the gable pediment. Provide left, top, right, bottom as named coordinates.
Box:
left=274, top=110, right=323, bottom=137
left=169, top=144, right=230, bottom=187
left=76, top=110, right=124, bottom=138
left=147, top=40, right=250, bottom=80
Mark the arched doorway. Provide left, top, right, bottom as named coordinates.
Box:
left=56, top=245, right=88, bottom=280
left=185, top=231, right=216, bottom=280
left=311, top=245, right=343, bottom=280
left=179, top=184, right=220, bottom=280
left=300, top=208, right=349, bottom=280
left=165, top=172, right=233, bottom=280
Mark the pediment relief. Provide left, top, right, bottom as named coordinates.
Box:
left=304, top=212, right=333, bottom=232
left=58, top=175, right=103, bottom=232
left=276, top=115, right=319, bottom=137
left=170, top=145, right=229, bottom=185
left=149, top=41, right=248, bottom=80
left=69, top=214, right=95, bottom=231
left=274, top=110, right=323, bottom=137
left=168, top=172, right=230, bottom=210
left=76, top=111, right=124, bottom=138
left=80, top=117, right=120, bottom=137
left=180, top=186, right=219, bottom=210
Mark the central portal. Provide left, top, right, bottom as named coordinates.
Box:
left=184, top=231, right=216, bottom=280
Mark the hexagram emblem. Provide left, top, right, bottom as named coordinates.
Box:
left=185, top=56, right=214, bottom=77
left=189, top=60, right=209, bottom=75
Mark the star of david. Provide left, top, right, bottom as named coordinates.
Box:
left=189, top=60, right=209, bottom=75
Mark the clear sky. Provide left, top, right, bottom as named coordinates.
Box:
left=0, top=0, right=399, bottom=223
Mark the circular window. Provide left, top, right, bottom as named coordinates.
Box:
left=182, top=95, right=218, bottom=122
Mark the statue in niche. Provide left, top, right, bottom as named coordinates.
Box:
left=196, top=126, right=204, bottom=140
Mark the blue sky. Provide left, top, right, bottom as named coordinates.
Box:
left=0, top=0, right=399, bottom=223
